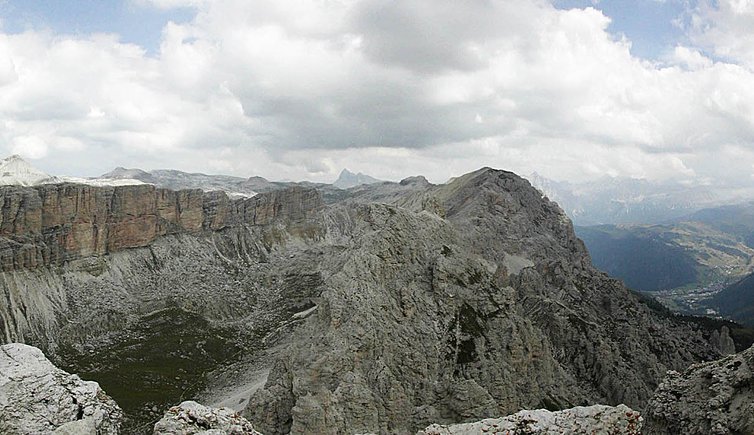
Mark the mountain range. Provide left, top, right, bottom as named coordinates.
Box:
left=0, top=161, right=748, bottom=434
left=1, top=157, right=753, bottom=433
left=575, top=202, right=754, bottom=330
left=529, top=172, right=754, bottom=226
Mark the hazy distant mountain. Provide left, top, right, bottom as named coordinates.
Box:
left=333, top=168, right=382, bottom=189
left=0, top=155, right=150, bottom=188
left=714, top=273, right=754, bottom=327
left=577, top=203, right=754, bottom=294
left=100, top=167, right=154, bottom=182
left=0, top=155, right=60, bottom=186
left=681, top=203, right=754, bottom=246
left=100, top=167, right=270, bottom=197
left=528, top=173, right=744, bottom=225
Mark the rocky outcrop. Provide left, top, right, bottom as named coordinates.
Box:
left=418, top=404, right=642, bottom=435
left=643, top=344, right=754, bottom=434
left=0, top=343, right=122, bottom=434
left=245, top=169, right=725, bottom=434
left=153, top=401, right=261, bottom=434
left=709, top=325, right=736, bottom=355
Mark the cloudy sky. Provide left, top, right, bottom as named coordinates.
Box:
left=1, top=0, right=754, bottom=185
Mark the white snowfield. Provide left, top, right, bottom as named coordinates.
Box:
left=59, top=176, right=145, bottom=187
left=0, top=155, right=259, bottom=194
left=0, top=154, right=60, bottom=186
left=0, top=155, right=145, bottom=187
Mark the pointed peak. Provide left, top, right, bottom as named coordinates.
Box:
left=0, top=154, right=58, bottom=186
left=333, top=168, right=382, bottom=189
left=100, top=167, right=150, bottom=179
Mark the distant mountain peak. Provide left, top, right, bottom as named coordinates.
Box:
left=333, top=168, right=382, bottom=189
left=0, top=155, right=59, bottom=186
left=100, top=167, right=152, bottom=180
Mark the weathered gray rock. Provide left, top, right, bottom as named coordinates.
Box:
left=643, top=344, right=754, bottom=435
left=153, top=401, right=261, bottom=434
left=418, top=404, right=642, bottom=435
left=245, top=169, right=725, bottom=434
left=0, top=343, right=122, bottom=434
left=709, top=325, right=736, bottom=355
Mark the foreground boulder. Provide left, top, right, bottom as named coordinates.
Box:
left=418, top=404, right=642, bottom=435
left=643, top=344, right=754, bottom=434
left=0, top=343, right=122, bottom=434
left=154, top=401, right=261, bottom=434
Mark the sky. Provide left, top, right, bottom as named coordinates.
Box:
left=1, top=0, right=754, bottom=185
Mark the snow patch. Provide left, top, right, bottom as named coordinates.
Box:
left=60, top=176, right=146, bottom=187
left=0, top=155, right=59, bottom=186
left=292, top=305, right=318, bottom=319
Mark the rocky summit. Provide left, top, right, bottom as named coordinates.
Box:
left=0, top=167, right=744, bottom=434
left=643, top=344, right=754, bottom=434
left=153, top=401, right=261, bottom=434
left=0, top=343, right=122, bottom=434
left=418, top=404, right=642, bottom=435
left=245, top=168, right=727, bottom=434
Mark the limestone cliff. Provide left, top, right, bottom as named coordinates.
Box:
left=0, top=183, right=323, bottom=348
left=0, top=184, right=323, bottom=271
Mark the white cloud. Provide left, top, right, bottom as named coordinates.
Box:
left=12, top=135, right=48, bottom=159
left=688, top=0, right=754, bottom=68
left=132, top=0, right=206, bottom=9
left=0, top=0, right=753, bottom=187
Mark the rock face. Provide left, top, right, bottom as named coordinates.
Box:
left=643, top=344, right=754, bottom=435
left=0, top=183, right=206, bottom=270
left=418, top=404, right=642, bottom=435
left=245, top=168, right=726, bottom=434
left=153, top=401, right=261, bottom=434
left=0, top=183, right=324, bottom=273
left=0, top=184, right=324, bottom=344
left=0, top=343, right=122, bottom=434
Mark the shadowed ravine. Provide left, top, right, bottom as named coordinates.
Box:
left=57, top=308, right=244, bottom=433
